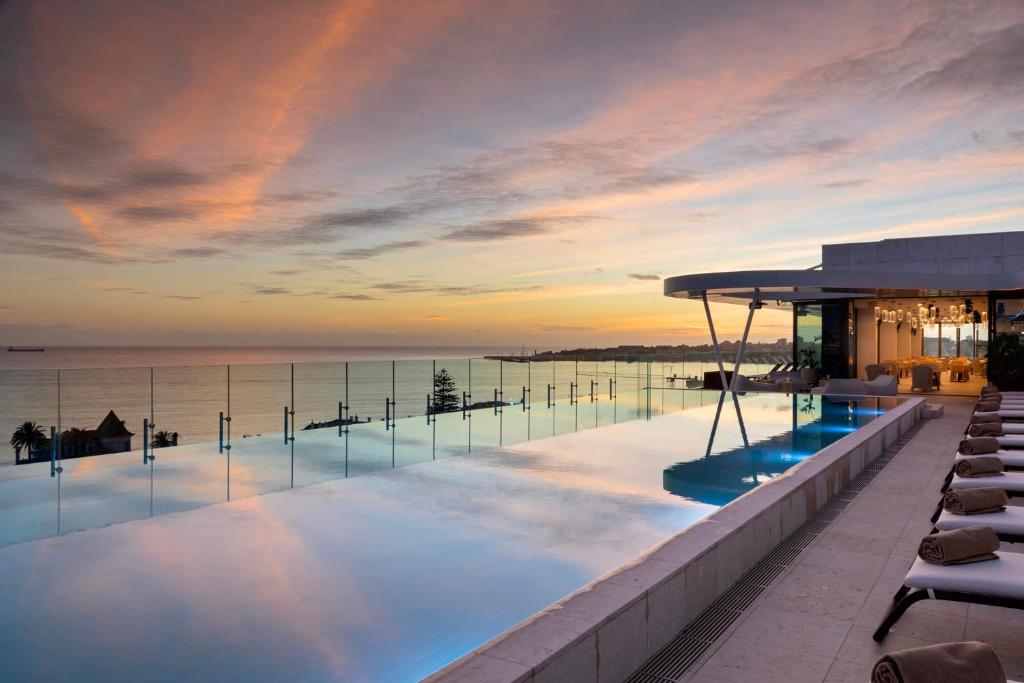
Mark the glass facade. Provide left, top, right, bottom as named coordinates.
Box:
left=794, top=303, right=823, bottom=373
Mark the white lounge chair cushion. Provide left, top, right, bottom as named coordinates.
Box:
left=1001, top=424, right=1024, bottom=434
left=904, top=553, right=1024, bottom=599
left=936, top=505, right=1024, bottom=536
left=998, top=434, right=1024, bottom=449
left=949, top=471, right=1024, bottom=492
left=956, top=451, right=1024, bottom=467
left=975, top=410, right=1024, bottom=420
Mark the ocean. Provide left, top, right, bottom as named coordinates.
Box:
left=0, top=346, right=525, bottom=371
left=0, top=346, right=775, bottom=468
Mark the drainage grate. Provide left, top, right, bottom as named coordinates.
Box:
left=626, top=419, right=925, bottom=682
left=626, top=636, right=710, bottom=682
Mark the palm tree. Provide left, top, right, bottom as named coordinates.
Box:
left=11, top=421, right=45, bottom=465
left=152, top=430, right=173, bottom=448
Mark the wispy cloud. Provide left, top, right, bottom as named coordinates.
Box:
left=627, top=273, right=660, bottom=281
left=328, top=293, right=377, bottom=301
left=331, top=239, right=429, bottom=260
left=441, top=215, right=592, bottom=242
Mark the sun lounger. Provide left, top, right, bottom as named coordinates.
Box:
left=935, top=506, right=1024, bottom=543
left=956, top=450, right=1024, bottom=469
left=966, top=423, right=1024, bottom=435
left=934, top=472, right=1024, bottom=522
left=997, top=434, right=1024, bottom=448
left=975, top=413, right=1024, bottom=423
left=947, top=472, right=1024, bottom=494
left=873, top=552, right=1024, bottom=642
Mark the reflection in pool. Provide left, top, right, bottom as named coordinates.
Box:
left=0, top=391, right=900, bottom=682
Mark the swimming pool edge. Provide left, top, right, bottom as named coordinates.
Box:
left=422, top=395, right=925, bottom=683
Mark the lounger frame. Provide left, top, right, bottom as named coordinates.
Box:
left=874, top=585, right=1024, bottom=642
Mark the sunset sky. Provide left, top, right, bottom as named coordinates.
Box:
left=1, top=0, right=1022, bottom=347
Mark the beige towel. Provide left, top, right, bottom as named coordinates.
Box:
left=958, top=437, right=1000, bottom=455
left=943, top=487, right=1008, bottom=515
left=971, top=413, right=1002, bottom=425
left=954, top=456, right=1004, bottom=477
left=871, top=640, right=1006, bottom=683
left=968, top=423, right=1004, bottom=437
left=917, top=525, right=1000, bottom=565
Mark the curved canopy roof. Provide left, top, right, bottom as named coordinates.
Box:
left=663, top=269, right=1024, bottom=308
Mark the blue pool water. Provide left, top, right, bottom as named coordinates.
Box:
left=0, top=391, right=900, bottom=682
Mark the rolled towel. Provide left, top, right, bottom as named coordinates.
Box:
left=943, top=487, right=1008, bottom=515
left=970, top=413, right=1002, bottom=424
left=954, top=456, right=1003, bottom=477
left=958, top=437, right=1000, bottom=454
left=871, top=641, right=1005, bottom=683
left=981, top=386, right=1001, bottom=395
left=968, top=423, right=1004, bottom=437
left=975, top=400, right=1001, bottom=411
left=917, top=525, right=1000, bottom=565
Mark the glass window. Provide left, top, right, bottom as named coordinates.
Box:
left=994, top=298, right=1024, bottom=337
left=795, top=304, right=822, bottom=370
left=922, top=323, right=939, bottom=356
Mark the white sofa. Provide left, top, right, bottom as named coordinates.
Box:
left=812, top=376, right=898, bottom=398
left=865, top=374, right=898, bottom=396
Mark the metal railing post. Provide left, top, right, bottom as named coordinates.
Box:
left=50, top=426, right=57, bottom=477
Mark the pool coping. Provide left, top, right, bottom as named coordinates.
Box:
left=424, top=395, right=924, bottom=683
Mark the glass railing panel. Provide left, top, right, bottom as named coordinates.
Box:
left=554, top=358, right=578, bottom=403
left=467, top=399, right=502, bottom=452
left=429, top=405, right=471, bottom=460
left=292, top=362, right=348, bottom=486
left=228, top=363, right=293, bottom=499
left=348, top=360, right=393, bottom=425
left=440, top=358, right=471, bottom=415
left=468, top=358, right=501, bottom=410
left=1, top=368, right=59, bottom=467
left=150, top=364, right=227, bottom=515
left=0, top=368, right=60, bottom=545
left=528, top=359, right=555, bottom=408
left=0, top=461, right=57, bottom=547
left=345, top=415, right=398, bottom=476
left=397, top=359, right=434, bottom=421
left=500, top=358, right=530, bottom=410
left=56, top=366, right=152, bottom=534
left=392, top=413, right=435, bottom=469
left=497, top=393, right=530, bottom=447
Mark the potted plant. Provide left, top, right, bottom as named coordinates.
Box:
left=799, top=336, right=821, bottom=385
left=987, top=334, right=1024, bottom=391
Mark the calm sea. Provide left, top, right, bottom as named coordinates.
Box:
left=0, top=346, right=773, bottom=468
left=0, top=346, right=525, bottom=371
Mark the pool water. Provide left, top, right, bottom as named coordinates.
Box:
left=0, top=391, right=900, bottom=682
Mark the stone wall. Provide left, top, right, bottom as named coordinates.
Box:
left=822, top=231, right=1024, bottom=274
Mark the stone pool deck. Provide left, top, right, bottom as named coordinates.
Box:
left=676, top=396, right=1024, bottom=682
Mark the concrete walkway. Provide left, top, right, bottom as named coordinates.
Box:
left=679, top=396, right=1024, bottom=682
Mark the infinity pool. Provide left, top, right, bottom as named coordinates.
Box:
left=0, top=391, right=900, bottom=682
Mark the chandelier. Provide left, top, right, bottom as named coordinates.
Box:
left=873, top=301, right=986, bottom=330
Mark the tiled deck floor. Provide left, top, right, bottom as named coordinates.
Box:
left=678, top=396, right=1024, bottom=682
